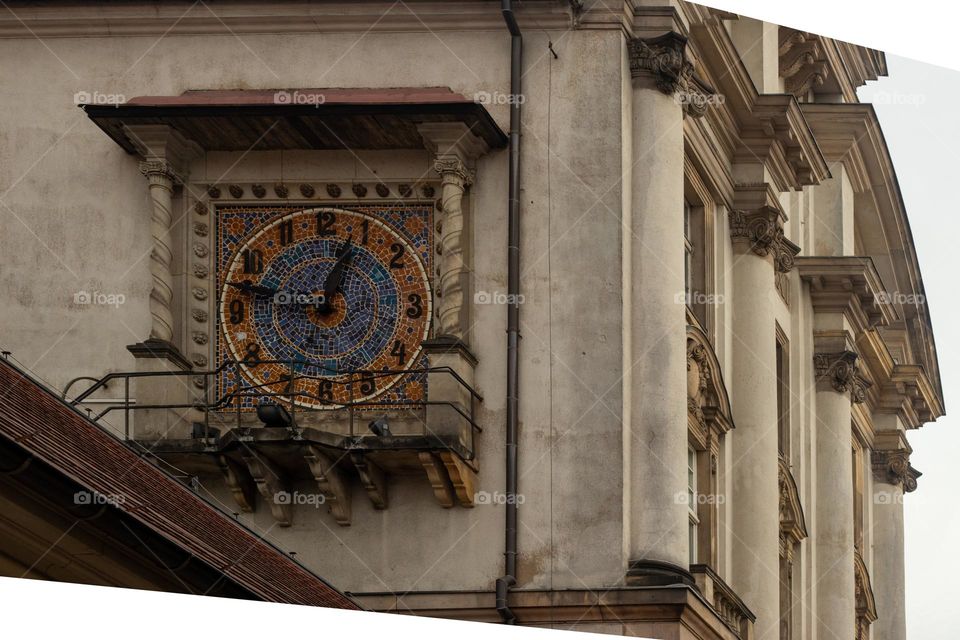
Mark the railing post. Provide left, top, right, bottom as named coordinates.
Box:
left=203, top=371, right=210, bottom=440
left=349, top=372, right=355, bottom=437
left=288, top=359, right=296, bottom=426
left=124, top=376, right=130, bottom=441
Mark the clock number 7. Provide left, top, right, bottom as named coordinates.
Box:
left=390, top=340, right=406, bottom=367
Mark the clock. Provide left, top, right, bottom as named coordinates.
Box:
left=216, top=204, right=432, bottom=409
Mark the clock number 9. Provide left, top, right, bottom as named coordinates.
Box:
left=406, top=293, right=423, bottom=319
left=316, top=211, right=337, bottom=236
left=228, top=299, right=245, bottom=324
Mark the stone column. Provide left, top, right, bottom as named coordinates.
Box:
left=870, top=446, right=916, bottom=640
left=813, top=349, right=865, bottom=640
left=727, top=206, right=785, bottom=637
left=140, top=159, right=180, bottom=343
left=433, top=156, right=474, bottom=339
left=625, top=31, right=714, bottom=581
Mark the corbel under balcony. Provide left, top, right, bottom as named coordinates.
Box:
left=796, top=256, right=896, bottom=335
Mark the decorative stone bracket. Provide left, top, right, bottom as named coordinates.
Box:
left=628, top=31, right=718, bottom=118
left=871, top=449, right=920, bottom=493
left=814, top=350, right=871, bottom=404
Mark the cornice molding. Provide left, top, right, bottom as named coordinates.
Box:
left=796, top=256, right=896, bottom=334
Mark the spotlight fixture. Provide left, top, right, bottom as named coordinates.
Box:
left=368, top=416, right=391, bottom=437
left=257, top=402, right=293, bottom=428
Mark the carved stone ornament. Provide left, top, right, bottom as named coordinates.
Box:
left=192, top=287, right=208, bottom=301
left=375, top=183, right=390, bottom=198
left=323, top=183, right=339, bottom=198
left=251, top=184, right=266, bottom=198
left=193, top=222, right=208, bottom=237
left=228, top=184, right=244, bottom=198
left=352, top=183, right=367, bottom=198
left=871, top=450, right=920, bottom=492
left=627, top=31, right=718, bottom=118
left=728, top=207, right=799, bottom=274
left=138, top=159, right=183, bottom=185
left=191, top=309, right=208, bottom=323
left=192, top=263, right=208, bottom=279
left=191, top=331, right=208, bottom=345
left=300, top=183, right=316, bottom=198
left=398, top=183, right=413, bottom=197
left=194, top=202, right=209, bottom=215
left=813, top=350, right=870, bottom=403
left=191, top=354, right=208, bottom=368
left=207, top=185, right=221, bottom=199
left=193, top=243, right=209, bottom=258
left=421, top=185, right=436, bottom=198
left=274, top=183, right=289, bottom=198
left=434, top=157, right=474, bottom=186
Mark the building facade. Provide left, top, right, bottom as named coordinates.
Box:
left=0, top=2, right=944, bottom=639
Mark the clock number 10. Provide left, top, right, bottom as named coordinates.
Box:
left=242, top=249, right=263, bottom=274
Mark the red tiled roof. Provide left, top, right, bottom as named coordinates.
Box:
left=0, top=359, right=358, bottom=609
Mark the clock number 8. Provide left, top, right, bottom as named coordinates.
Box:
left=319, top=380, right=334, bottom=403
left=242, top=343, right=261, bottom=365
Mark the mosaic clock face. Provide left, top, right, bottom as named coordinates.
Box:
left=217, top=205, right=432, bottom=409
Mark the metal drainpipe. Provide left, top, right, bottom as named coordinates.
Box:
left=496, top=0, right=522, bottom=626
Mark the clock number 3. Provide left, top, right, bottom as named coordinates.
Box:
left=406, top=293, right=423, bottom=318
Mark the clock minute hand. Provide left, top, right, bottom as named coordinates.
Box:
left=226, top=279, right=277, bottom=297
left=318, top=239, right=353, bottom=313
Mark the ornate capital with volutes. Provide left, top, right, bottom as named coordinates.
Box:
left=628, top=31, right=717, bottom=118
left=871, top=449, right=920, bottom=493
left=729, top=207, right=799, bottom=273
left=813, top=350, right=870, bottom=403
left=433, top=156, right=474, bottom=187
left=138, top=159, right=184, bottom=186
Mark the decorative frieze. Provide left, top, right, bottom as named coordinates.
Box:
left=871, top=449, right=920, bottom=493
left=628, top=31, right=717, bottom=118
left=813, top=350, right=870, bottom=403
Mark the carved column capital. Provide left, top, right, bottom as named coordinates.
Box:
left=729, top=207, right=799, bottom=273
left=814, top=350, right=870, bottom=403
left=138, top=159, right=184, bottom=185
left=628, top=31, right=717, bottom=118
left=433, top=156, right=474, bottom=187
left=871, top=449, right=920, bottom=493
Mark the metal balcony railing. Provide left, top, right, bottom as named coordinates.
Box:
left=69, top=359, right=483, bottom=460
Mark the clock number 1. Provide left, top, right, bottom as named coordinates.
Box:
left=278, top=219, right=294, bottom=246
left=390, top=340, right=406, bottom=366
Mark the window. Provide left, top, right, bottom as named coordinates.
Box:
left=688, top=445, right=699, bottom=565
left=684, top=199, right=694, bottom=302
left=852, top=441, right=865, bottom=551
left=776, top=329, right=790, bottom=461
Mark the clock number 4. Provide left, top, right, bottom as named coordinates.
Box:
left=390, top=340, right=406, bottom=366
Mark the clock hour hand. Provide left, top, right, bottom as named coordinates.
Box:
left=317, top=238, right=353, bottom=313
left=226, top=279, right=277, bottom=297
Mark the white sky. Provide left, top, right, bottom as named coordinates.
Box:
left=857, top=56, right=958, bottom=638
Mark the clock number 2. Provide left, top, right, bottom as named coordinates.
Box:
left=389, top=242, right=405, bottom=269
